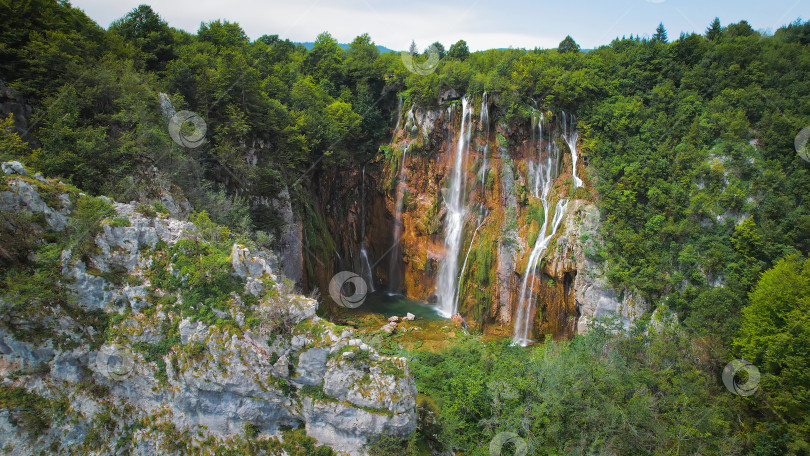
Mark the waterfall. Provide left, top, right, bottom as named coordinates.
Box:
left=388, top=144, right=409, bottom=294
left=392, top=96, right=403, bottom=143
left=512, top=113, right=569, bottom=346
left=436, top=97, right=473, bottom=318
left=562, top=112, right=583, bottom=190
left=455, top=209, right=487, bottom=311
left=360, top=247, right=374, bottom=291
left=359, top=165, right=375, bottom=292
left=479, top=92, right=490, bottom=192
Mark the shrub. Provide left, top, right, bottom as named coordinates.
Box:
left=0, top=385, right=67, bottom=437
left=135, top=202, right=156, bottom=217
left=70, top=195, right=115, bottom=259
left=244, top=422, right=260, bottom=439
left=109, top=217, right=131, bottom=227
left=152, top=201, right=169, bottom=215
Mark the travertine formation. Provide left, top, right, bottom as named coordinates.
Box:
left=303, top=98, right=647, bottom=340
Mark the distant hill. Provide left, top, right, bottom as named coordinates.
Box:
left=297, top=42, right=397, bottom=53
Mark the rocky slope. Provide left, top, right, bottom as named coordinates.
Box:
left=0, top=162, right=416, bottom=455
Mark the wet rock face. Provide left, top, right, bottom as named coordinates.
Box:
left=303, top=164, right=394, bottom=307
left=305, top=98, right=643, bottom=340
left=0, top=163, right=417, bottom=455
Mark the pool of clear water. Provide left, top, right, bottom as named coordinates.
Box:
left=353, top=291, right=446, bottom=321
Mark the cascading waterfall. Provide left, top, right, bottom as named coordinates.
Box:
left=479, top=92, right=490, bottom=192
left=392, top=96, right=403, bottom=143
left=388, top=144, right=409, bottom=294
left=436, top=97, right=473, bottom=318
left=359, top=165, right=375, bottom=292
left=513, top=113, right=571, bottom=346
left=452, top=91, right=490, bottom=314
left=562, top=111, right=583, bottom=190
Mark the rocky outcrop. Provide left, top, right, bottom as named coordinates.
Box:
left=0, top=162, right=416, bottom=455
left=0, top=80, right=33, bottom=133
left=0, top=162, right=71, bottom=231
left=270, top=188, right=304, bottom=285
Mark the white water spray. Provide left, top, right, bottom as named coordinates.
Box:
left=479, top=92, right=490, bottom=192
left=513, top=113, right=570, bottom=346
left=436, top=97, right=473, bottom=318
left=562, top=111, right=583, bottom=190
left=388, top=144, right=409, bottom=293
left=392, top=96, right=403, bottom=143
left=360, top=165, right=375, bottom=292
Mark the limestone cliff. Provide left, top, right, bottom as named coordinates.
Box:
left=0, top=162, right=416, bottom=455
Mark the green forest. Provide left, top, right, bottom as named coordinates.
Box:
left=1, top=0, right=809, bottom=454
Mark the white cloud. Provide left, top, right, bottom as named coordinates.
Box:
left=71, top=0, right=803, bottom=51
left=72, top=0, right=557, bottom=50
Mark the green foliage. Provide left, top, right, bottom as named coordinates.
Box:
left=0, top=114, right=30, bottom=161
left=0, top=385, right=68, bottom=437
left=198, top=20, right=249, bottom=48
left=70, top=195, right=115, bottom=259
left=365, top=432, right=424, bottom=455
left=109, top=5, right=175, bottom=72
left=135, top=202, right=156, bottom=217
left=3, top=4, right=810, bottom=453
left=147, top=235, right=241, bottom=326
left=132, top=328, right=180, bottom=385
left=653, top=23, right=669, bottom=43
left=152, top=201, right=169, bottom=215
left=736, top=255, right=810, bottom=451
left=110, top=217, right=131, bottom=228
left=428, top=41, right=446, bottom=59
left=447, top=40, right=470, bottom=61
left=524, top=202, right=544, bottom=227
left=410, top=323, right=742, bottom=455
left=0, top=0, right=107, bottom=96
left=243, top=422, right=260, bottom=439
left=189, top=211, right=232, bottom=247
left=558, top=35, right=580, bottom=53
left=299, top=384, right=333, bottom=402
left=706, top=17, right=723, bottom=41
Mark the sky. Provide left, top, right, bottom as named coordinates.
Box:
left=71, top=0, right=806, bottom=51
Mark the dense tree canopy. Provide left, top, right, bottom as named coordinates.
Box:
left=109, top=4, right=175, bottom=72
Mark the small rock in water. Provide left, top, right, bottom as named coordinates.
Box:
left=403, top=312, right=415, bottom=321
